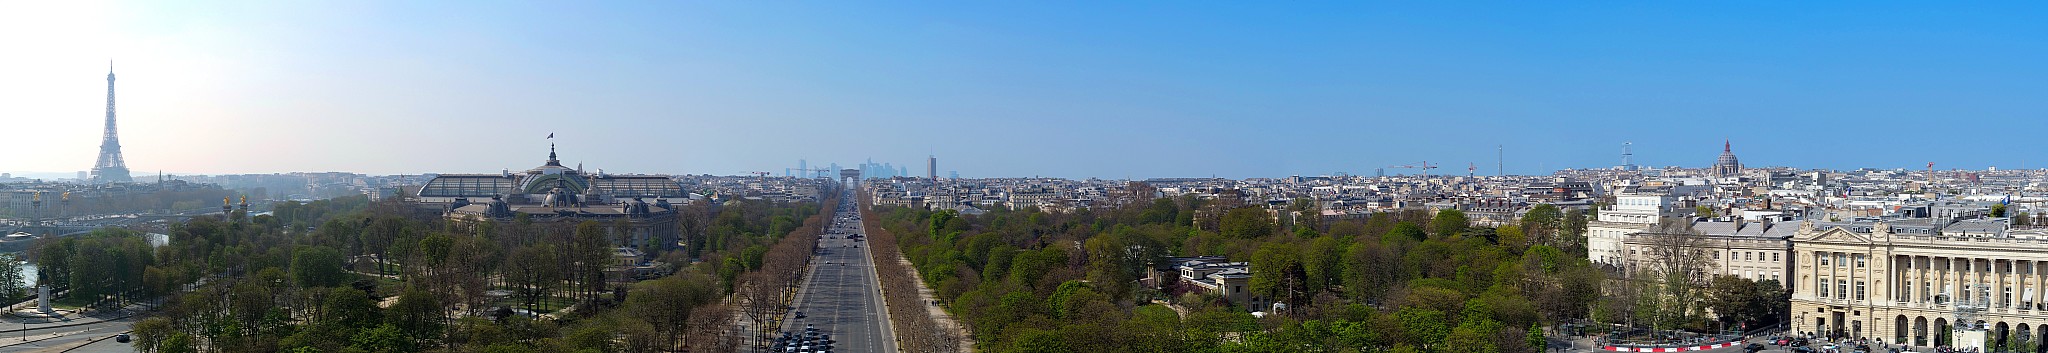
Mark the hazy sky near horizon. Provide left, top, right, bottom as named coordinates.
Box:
left=5, top=1, right=2047, bottom=179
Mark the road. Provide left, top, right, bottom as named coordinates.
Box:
left=0, top=317, right=135, bottom=353
left=785, top=190, right=895, bottom=353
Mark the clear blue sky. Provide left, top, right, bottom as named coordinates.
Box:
left=6, top=1, right=2046, bottom=179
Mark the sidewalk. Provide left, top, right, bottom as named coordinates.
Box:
left=894, top=251, right=974, bottom=350
left=0, top=303, right=147, bottom=333
left=0, top=327, right=98, bottom=349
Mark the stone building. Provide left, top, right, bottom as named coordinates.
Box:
left=1789, top=217, right=2048, bottom=349
left=416, top=145, right=688, bottom=252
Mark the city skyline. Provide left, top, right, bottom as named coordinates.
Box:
left=7, top=2, right=2048, bottom=179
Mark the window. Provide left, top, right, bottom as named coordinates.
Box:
left=1774, top=253, right=1781, bottom=262
left=1857, top=255, right=1866, bottom=268
left=1715, top=252, right=1721, bottom=260
left=1821, top=278, right=1832, bottom=298
left=1923, top=282, right=1932, bottom=302
left=1857, top=281, right=1867, bottom=300
left=1838, top=280, right=1849, bottom=300
left=1821, top=253, right=1831, bottom=266
left=1746, top=252, right=1753, bottom=261
left=1838, top=253, right=1848, bottom=267
left=2004, top=286, right=2013, bottom=307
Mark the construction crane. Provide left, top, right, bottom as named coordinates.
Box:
left=1386, top=161, right=1438, bottom=178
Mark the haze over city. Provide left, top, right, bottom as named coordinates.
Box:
left=7, top=1, right=2048, bottom=178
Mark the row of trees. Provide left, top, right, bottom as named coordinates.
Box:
left=727, top=196, right=836, bottom=352
left=859, top=202, right=963, bottom=353
left=25, top=229, right=161, bottom=308
left=83, top=190, right=835, bottom=353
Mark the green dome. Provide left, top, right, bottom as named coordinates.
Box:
left=521, top=173, right=588, bottom=194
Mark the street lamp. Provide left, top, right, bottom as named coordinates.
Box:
left=1797, top=313, right=1807, bottom=338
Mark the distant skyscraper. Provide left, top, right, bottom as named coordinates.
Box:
left=928, top=155, right=937, bottom=180
left=92, top=65, right=133, bottom=184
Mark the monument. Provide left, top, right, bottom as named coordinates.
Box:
left=35, top=284, right=49, bottom=315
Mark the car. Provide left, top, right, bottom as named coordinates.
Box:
left=795, top=311, right=805, bottom=319
left=1744, top=343, right=1765, bottom=352
left=115, top=333, right=131, bottom=343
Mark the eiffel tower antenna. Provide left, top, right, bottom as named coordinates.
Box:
left=92, top=61, right=133, bottom=183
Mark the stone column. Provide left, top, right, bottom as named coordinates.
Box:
left=1996, top=259, right=2008, bottom=309
left=2023, top=259, right=2039, bottom=311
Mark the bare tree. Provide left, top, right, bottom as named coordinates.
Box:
left=687, top=302, right=739, bottom=352
left=1639, top=217, right=1711, bottom=330
left=862, top=198, right=962, bottom=353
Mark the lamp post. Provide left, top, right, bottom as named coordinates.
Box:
left=1798, top=313, right=1807, bottom=338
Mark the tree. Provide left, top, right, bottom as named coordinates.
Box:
left=506, top=245, right=562, bottom=313
left=1431, top=209, right=1469, bottom=239
left=1562, top=209, right=1589, bottom=254
left=1251, top=243, right=1307, bottom=314
left=1385, top=222, right=1428, bottom=244
left=1290, top=199, right=1325, bottom=233
left=292, top=246, right=348, bottom=288
left=1993, top=203, right=2009, bottom=218
left=1641, top=217, right=1710, bottom=330
left=1343, top=240, right=1402, bottom=303
left=353, top=323, right=413, bottom=353
left=1220, top=207, right=1274, bottom=239
left=627, top=269, right=722, bottom=350
left=1526, top=324, right=1546, bottom=352
left=1396, top=307, right=1450, bottom=349
left=0, top=252, right=25, bottom=300
left=320, top=286, right=382, bottom=330
left=1521, top=204, right=1563, bottom=249
left=1703, top=275, right=1761, bottom=329
left=1695, top=205, right=1717, bottom=218
left=133, top=317, right=174, bottom=353
left=389, top=289, right=445, bottom=343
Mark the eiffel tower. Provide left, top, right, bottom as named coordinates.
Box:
left=91, top=64, right=132, bottom=183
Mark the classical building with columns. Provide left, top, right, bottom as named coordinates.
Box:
left=1789, top=216, right=2048, bottom=349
